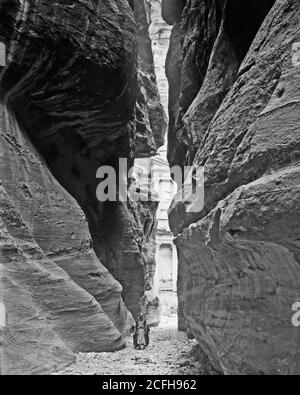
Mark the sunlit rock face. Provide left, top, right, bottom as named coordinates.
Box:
left=134, top=0, right=167, bottom=157
left=0, top=0, right=165, bottom=374
left=165, top=0, right=300, bottom=375
left=149, top=0, right=172, bottom=113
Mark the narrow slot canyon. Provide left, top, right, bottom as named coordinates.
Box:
left=0, top=0, right=300, bottom=377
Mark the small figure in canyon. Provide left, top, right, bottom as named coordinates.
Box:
left=132, top=313, right=150, bottom=350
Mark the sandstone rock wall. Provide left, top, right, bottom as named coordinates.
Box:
left=165, top=0, right=300, bottom=375
left=0, top=105, right=128, bottom=375
left=149, top=0, right=172, bottom=113
left=134, top=0, right=167, bottom=156
left=0, top=0, right=165, bottom=374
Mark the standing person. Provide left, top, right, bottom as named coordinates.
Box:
left=133, top=313, right=150, bottom=350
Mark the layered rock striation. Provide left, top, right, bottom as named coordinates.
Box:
left=149, top=0, right=172, bottom=113
left=165, top=0, right=300, bottom=375
left=134, top=0, right=167, bottom=156
left=0, top=0, right=165, bottom=374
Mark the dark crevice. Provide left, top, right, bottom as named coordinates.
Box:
left=224, top=0, right=276, bottom=63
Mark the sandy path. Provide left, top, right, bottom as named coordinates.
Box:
left=55, top=316, right=209, bottom=376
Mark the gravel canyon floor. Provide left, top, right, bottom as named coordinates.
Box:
left=54, top=316, right=216, bottom=376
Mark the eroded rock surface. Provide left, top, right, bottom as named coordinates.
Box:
left=165, top=0, right=300, bottom=375
left=0, top=105, right=128, bottom=375
left=134, top=0, right=167, bottom=157
left=149, top=0, right=172, bottom=113
left=0, top=0, right=165, bottom=374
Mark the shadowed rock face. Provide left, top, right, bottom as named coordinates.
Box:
left=162, top=0, right=186, bottom=25
left=0, top=106, right=128, bottom=375
left=167, top=0, right=277, bottom=169
left=165, top=0, right=300, bottom=375
left=0, top=0, right=165, bottom=374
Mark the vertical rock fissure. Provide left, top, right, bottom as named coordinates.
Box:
left=148, top=0, right=181, bottom=323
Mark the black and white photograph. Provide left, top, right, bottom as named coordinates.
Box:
left=0, top=0, right=299, bottom=379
